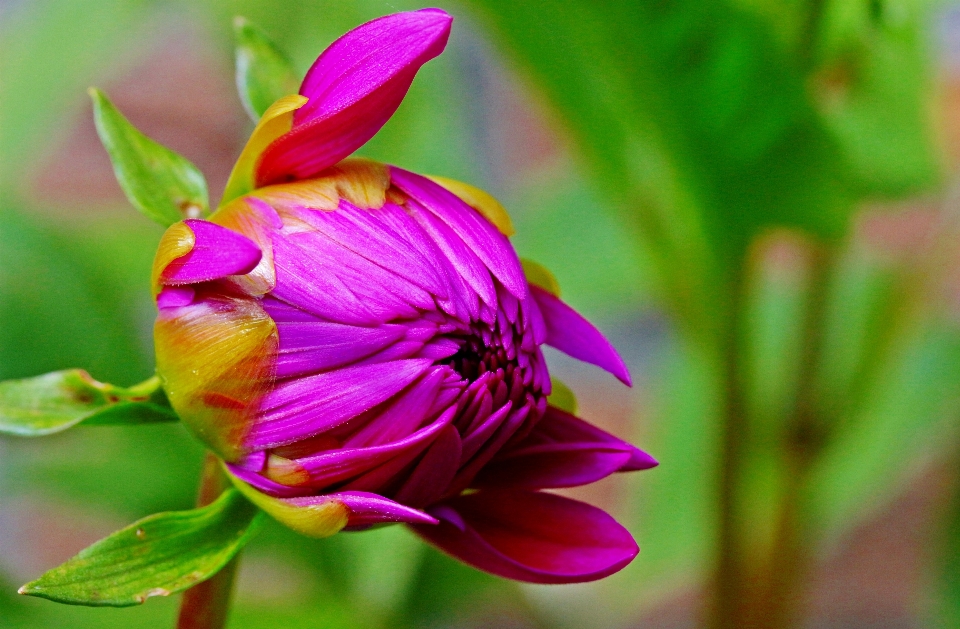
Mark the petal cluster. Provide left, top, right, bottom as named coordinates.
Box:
left=152, top=8, right=656, bottom=584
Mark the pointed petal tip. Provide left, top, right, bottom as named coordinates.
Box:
left=623, top=448, right=658, bottom=471
left=336, top=491, right=439, bottom=527
left=412, top=7, right=453, bottom=23
left=530, top=285, right=633, bottom=387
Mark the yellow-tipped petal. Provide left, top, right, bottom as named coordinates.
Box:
left=155, top=295, right=277, bottom=461
left=263, top=454, right=311, bottom=486
left=151, top=221, right=195, bottom=294
left=521, top=258, right=561, bottom=297
left=227, top=466, right=349, bottom=538
left=329, top=158, right=391, bottom=209
left=426, top=175, right=515, bottom=236
left=254, top=158, right=390, bottom=213
left=221, top=94, right=308, bottom=206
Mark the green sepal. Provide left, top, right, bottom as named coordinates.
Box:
left=89, top=88, right=209, bottom=226
left=0, top=370, right=178, bottom=436
left=19, top=488, right=264, bottom=607
left=234, top=17, right=300, bottom=121
left=547, top=377, right=578, bottom=415
left=521, top=258, right=561, bottom=296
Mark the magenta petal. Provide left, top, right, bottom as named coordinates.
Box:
left=338, top=405, right=457, bottom=493
left=326, top=491, right=438, bottom=528
left=274, top=321, right=407, bottom=378
left=161, top=220, right=262, bottom=285
left=296, top=9, right=452, bottom=124
left=390, top=168, right=527, bottom=300
left=156, top=286, right=195, bottom=309
left=270, top=226, right=431, bottom=325
left=406, top=199, right=496, bottom=309
left=248, top=358, right=433, bottom=449
left=294, top=201, right=449, bottom=297
left=487, top=405, right=659, bottom=483
left=472, top=446, right=633, bottom=490
left=529, top=285, right=632, bottom=386
left=411, top=490, right=639, bottom=584
left=295, top=409, right=453, bottom=488
left=256, top=9, right=452, bottom=185
left=393, top=424, right=462, bottom=507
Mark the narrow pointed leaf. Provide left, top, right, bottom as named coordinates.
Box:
left=0, top=370, right=177, bottom=436
left=19, top=488, right=263, bottom=607
left=89, top=88, right=209, bottom=225
left=234, top=17, right=300, bottom=121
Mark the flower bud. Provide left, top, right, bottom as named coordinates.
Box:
left=152, top=9, right=655, bottom=584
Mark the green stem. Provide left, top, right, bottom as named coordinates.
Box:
left=176, top=453, right=241, bottom=629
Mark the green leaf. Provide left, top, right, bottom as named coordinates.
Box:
left=89, top=88, right=209, bottom=226
left=811, top=0, right=942, bottom=196
left=19, top=488, right=264, bottom=607
left=0, top=370, right=177, bottom=436
left=234, top=16, right=300, bottom=121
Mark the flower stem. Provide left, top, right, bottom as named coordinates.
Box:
left=176, top=453, right=241, bottom=629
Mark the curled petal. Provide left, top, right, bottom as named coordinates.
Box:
left=256, top=9, right=452, bottom=185
left=228, top=465, right=349, bottom=537
left=411, top=490, right=638, bottom=584
left=228, top=470, right=435, bottom=535
left=529, top=285, right=632, bottom=386
left=158, top=220, right=262, bottom=287
left=151, top=222, right=194, bottom=293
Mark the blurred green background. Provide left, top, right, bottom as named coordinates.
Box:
left=3, top=0, right=960, bottom=627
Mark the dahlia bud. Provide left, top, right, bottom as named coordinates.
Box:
left=152, top=8, right=656, bottom=584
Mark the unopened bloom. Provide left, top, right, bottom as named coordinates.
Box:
left=152, top=8, right=656, bottom=583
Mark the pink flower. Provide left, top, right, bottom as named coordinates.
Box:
left=152, top=8, right=656, bottom=584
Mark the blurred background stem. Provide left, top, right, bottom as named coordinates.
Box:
left=753, top=244, right=835, bottom=628
left=176, top=453, right=240, bottom=629
left=712, top=258, right=747, bottom=629
left=713, top=243, right=836, bottom=629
